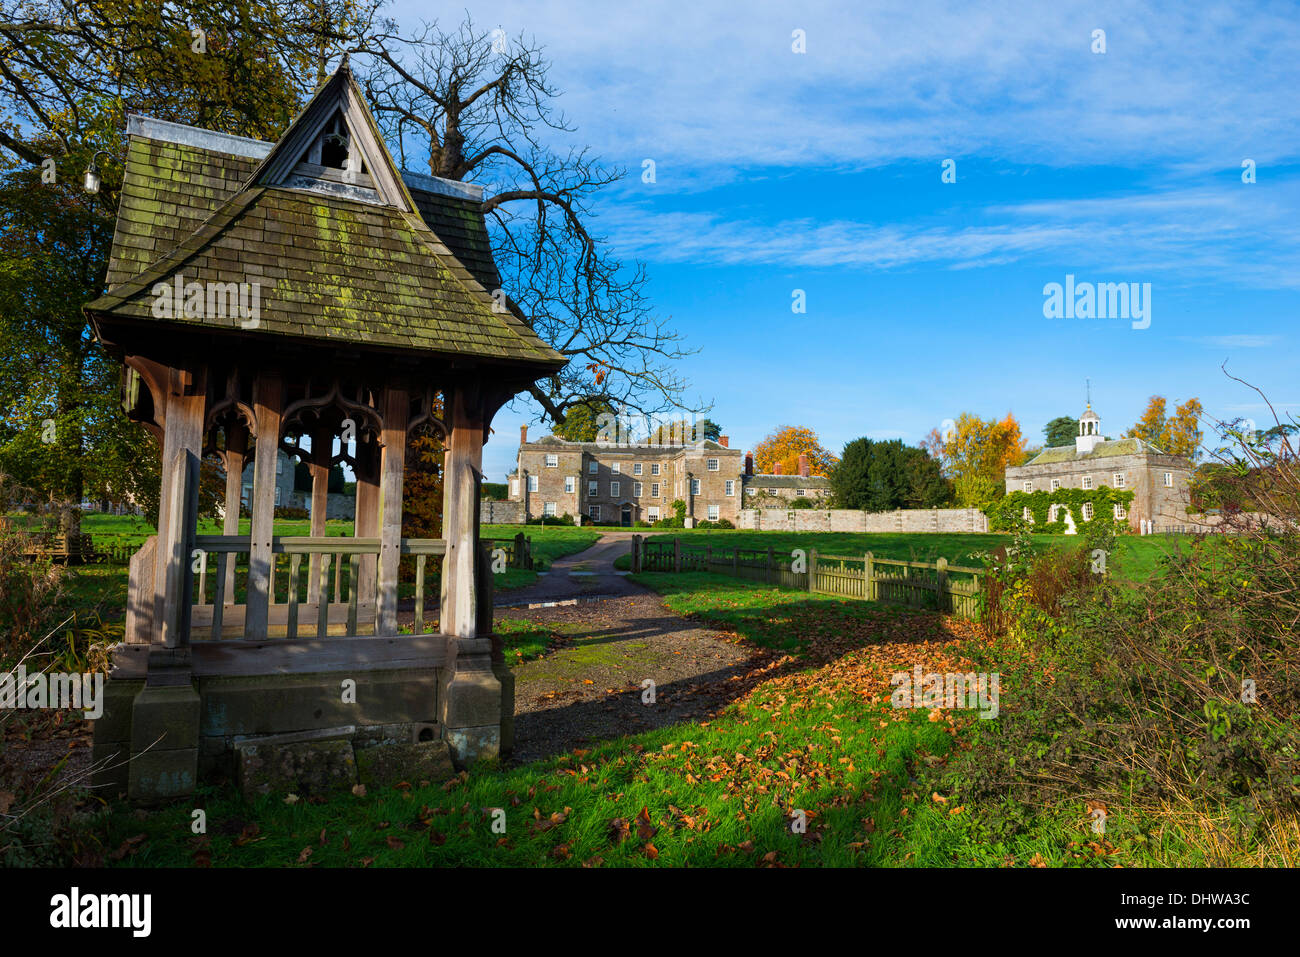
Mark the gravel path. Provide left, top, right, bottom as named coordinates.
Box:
left=497, top=534, right=778, bottom=763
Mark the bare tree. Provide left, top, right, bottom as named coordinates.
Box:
left=356, top=15, right=701, bottom=426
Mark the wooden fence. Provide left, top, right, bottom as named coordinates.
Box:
left=632, top=536, right=984, bottom=620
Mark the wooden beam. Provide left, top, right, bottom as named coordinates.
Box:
left=440, top=381, right=485, bottom=639
left=245, top=373, right=283, bottom=640
left=354, top=433, right=380, bottom=605
left=375, top=387, right=408, bottom=635
left=307, top=424, right=331, bottom=605
left=151, top=365, right=206, bottom=645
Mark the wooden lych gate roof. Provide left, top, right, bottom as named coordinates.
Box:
left=86, top=60, right=565, bottom=375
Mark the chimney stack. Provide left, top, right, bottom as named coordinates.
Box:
left=798, top=453, right=810, bottom=477
left=719, top=435, right=729, bottom=447
left=744, top=452, right=753, bottom=476
left=774, top=462, right=783, bottom=475
left=520, top=424, right=528, bottom=446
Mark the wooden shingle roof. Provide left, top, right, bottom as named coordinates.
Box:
left=87, top=63, right=563, bottom=372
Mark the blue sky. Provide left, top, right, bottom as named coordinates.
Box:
left=386, top=0, right=1300, bottom=482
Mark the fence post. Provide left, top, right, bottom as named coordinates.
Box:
left=706, top=543, right=712, bottom=572
left=808, top=548, right=818, bottom=593
left=513, top=532, right=526, bottom=568
left=767, top=546, right=774, bottom=584
left=865, top=551, right=874, bottom=601
left=936, top=556, right=948, bottom=614
left=674, top=537, right=681, bottom=573
left=732, top=546, right=739, bottom=577
left=863, top=552, right=872, bottom=601
left=631, top=534, right=641, bottom=573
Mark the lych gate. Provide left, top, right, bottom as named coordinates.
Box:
left=84, top=62, right=565, bottom=801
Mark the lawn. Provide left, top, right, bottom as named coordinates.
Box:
left=92, top=573, right=1190, bottom=868
left=614, top=528, right=1190, bottom=581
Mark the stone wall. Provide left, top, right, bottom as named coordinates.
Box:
left=480, top=499, right=524, bottom=525
left=737, top=508, right=989, bottom=533
left=285, top=490, right=356, bottom=520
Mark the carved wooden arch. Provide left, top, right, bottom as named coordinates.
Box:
left=122, top=355, right=169, bottom=443
left=406, top=385, right=447, bottom=438
left=205, top=372, right=257, bottom=438
left=281, top=378, right=384, bottom=443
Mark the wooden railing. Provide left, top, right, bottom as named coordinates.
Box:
left=189, top=535, right=447, bottom=640
left=634, top=537, right=985, bottom=620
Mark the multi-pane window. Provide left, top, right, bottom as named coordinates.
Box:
left=634, top=482, right=643, bottom=497
left=633, top=463, right=642, bottom=476
left=611, top=462, right=620, bottom=474
left=725, top=480, right=735, bottom=496
left=651, top=482, right=660, bottom=498
left=1082, top=502, right=1094, bottom=520
left=648, top=507, right=660, bottom=521
left=1050, top=478, right=1060, bottom=491
left=1113, top=473, right=1125, bottom=488
left=528, top=475, right=538, bottom=492
left=796, top=488, right=806, bottom=496
left=589, top=505, right=601, bottom=521
left=651, top=463, right=660, bottom=476
left=707, top=505, right=719, bottom=521
left=1164, top=472, right=1173, bottom=487
left=545, top=454, right=558, bottom=468
left=564, top=476, right=575, bottom=494
left=1114, top=504, right=1127, bottom=520
left=611, top=481, right=620, bottom=497
left=1023, top=507, right=1033, bottom=522
left=1081, top=475, right=1092, bottom=490
left=589, top=460, right=598, bottom=474
left=543, top=502, right=556, bottom=517
left=707, top=458, right=719, bottom=471
left=588, top=480, right=598, bottom=496
left=690, top=478, right=701, bottom=495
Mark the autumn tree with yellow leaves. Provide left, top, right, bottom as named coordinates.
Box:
left=923, top=412, right=1029, bottom=507
left=1126, top=395, right=1204, bottom=460
left=753, top=425, right=838, bottom=476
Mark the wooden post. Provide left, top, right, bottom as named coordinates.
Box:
left=808, top=548, right=818, bottom=593
left=219, top=422, right=248, bottom=606
left=307, top=424, right=331, bottom=605
left=767, top=545, right=774, bottom=584
left=631, top=534, right=641, bottom=573
left=864, top=552, right=874, bottom=601
left=732, top=546, right=739, bottom=577
left=513, top=532, right=526, bottom=569
left=936, top=557, right=948, bottom=614
left=706, top=543, right=712, bottom=571
left=440, top=382, right=485, bottom=639
left=673, top=537, right=681, bottom=573
left=375, top=387, right=408, bottom=636
left=245, top=373, right=282, bottom=641
left=355, top=433, right=381, bottom=606
left=476, top=541, right=495, bottom=638
left=160, top=449, right=200, bottom=647
left=152, top=366, right=206, bottom=645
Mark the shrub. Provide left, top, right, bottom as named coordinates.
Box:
left=964, top=421, right=1300, bottom=844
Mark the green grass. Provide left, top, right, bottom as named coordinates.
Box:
left=89, top=571, right=1239, bottom=868
left=100, top=661, right=971, bottom=868
left=615, top=528, right=1190, bottom=582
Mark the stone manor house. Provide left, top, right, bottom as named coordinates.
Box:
left=1004, top=404, right=1195, bottom=531
left=506, top=427, right=829, bottom=525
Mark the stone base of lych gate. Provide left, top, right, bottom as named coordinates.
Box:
left=92, top=642, right=511, bottom=803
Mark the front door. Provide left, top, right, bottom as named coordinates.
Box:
left=621, top=504, right=632, bottom=527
